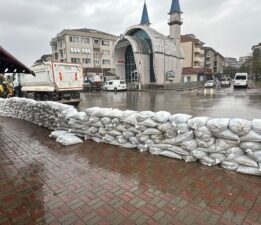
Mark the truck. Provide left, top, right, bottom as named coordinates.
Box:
left=20, top=61, right=83, bottom=105
left=83, top=75, right=103, bottom=92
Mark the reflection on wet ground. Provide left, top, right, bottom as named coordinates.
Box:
left=0, top=117, right=260, bottom=224
left=79, top=88, right=261, bottom=119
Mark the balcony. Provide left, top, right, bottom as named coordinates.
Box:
left=193, top=56, right=201, bottom=62
left=194, top=47, right=201, bottom=53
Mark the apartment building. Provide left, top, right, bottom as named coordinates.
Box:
left=50, top=29, right=118, bottom=77
left=181, top=34, right=207, bottom=82
left=203, top=47, right=224, bottom=76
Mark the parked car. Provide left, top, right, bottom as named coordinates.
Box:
left=204, top=80, right=216, bottom=88
left=234, top=73, right=248, bottom=88
left=103, top=80, right=127, bottom=91
left=221, top=77, right=231, bottom=87
left=83, top=79, right=102, bottom=92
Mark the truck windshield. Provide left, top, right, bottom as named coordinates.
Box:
left=120, top=81, right=126, bottom=84
left=235, top=76, right=246, bottom=80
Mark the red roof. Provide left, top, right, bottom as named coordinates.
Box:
left=182, top=67, right=212, bottom=75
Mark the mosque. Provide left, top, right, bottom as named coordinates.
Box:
left=114, top=0, right=184, bottom=87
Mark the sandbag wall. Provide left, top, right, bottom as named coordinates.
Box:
left=0, top=98, right=261, bottom=176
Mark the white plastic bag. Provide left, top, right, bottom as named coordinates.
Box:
left=252, top=119, right=261, bottom=135
left=152, top=111, right=171, bottom=123
left=240, top=130, right=261, bottom=142
left=207, top=118, right=230, bottom=133
left=169, top=114, right=192, bottom=124
left=229, top=118, right=252, bottom=136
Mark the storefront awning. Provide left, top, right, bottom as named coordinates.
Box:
left=0, top=45, right=34, bottom=75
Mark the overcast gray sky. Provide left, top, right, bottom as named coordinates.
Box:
left=0, top=0, right=260, bottom=66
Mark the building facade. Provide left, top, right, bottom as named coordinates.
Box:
left=50, top=29, right=118, bottom=77
left=113, top=0, right=184, bottom=86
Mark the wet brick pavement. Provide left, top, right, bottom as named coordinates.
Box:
left=0, top=117, right=261, bottom=225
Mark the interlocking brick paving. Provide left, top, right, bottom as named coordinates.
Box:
left=0, top=117, right=261, bottom=225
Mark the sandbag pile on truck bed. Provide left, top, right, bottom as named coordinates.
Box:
left=0, top=98, right=260, bottom=176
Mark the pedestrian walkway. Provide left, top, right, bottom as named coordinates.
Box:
left=0, top=117, right=260, bottom=225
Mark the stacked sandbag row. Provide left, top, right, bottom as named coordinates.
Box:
left=0, top=97, right=72, bottom=130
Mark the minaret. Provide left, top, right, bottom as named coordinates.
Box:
left=140, top=0, right=150, bottom=26
left=168, top=0, right=183, bottom=46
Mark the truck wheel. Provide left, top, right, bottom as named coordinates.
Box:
left=43, top=94, right=49, bottom=101
left=35, top=93, right=41, bottom=101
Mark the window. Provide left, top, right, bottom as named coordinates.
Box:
left=94, top=39, right=99, bottom=45
left=69, top=36, right=80, bottom=43
left=94, top=51, right=101, bottom=57
left=108, top=81, right=113, bottom=85
left=53, top=44, right=57, bottom=51
left=54, top=53, right=58, bottom=60
left=71, top=58, right=81, bottom=63
left=81, top=38, right=90, bottom=44
left=94, top=59, right=100, bottom=65
left=59, top=50, right=64, bottom=58
left=82, top=58, right=91, bottom=64
left=102, top=60, right=110, bottom=65
left=102, top=50, right=110, bottom=56
left=101, top=40, right=110, bottom=46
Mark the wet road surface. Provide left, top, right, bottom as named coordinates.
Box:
left=0, top=117, right=261, bottom=224
left=79, top=88, right=261, bottom=119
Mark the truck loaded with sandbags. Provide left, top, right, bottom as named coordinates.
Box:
left=19, top=61, right=83, bottom=105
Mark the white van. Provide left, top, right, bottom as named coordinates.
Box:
left=234, top=73, right=248, bottom=88
left=103, top=80, right=127, bottom=91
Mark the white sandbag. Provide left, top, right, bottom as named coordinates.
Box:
left=88, top=117, right=100, bottom=124
left=151, top=134, right=164, bottom=140
left=157, top=122, right=173, bottom=132
left=105, top=124, right=114, bottom=131
left=122, top=131, right=135, bottom=139
left=216, top=139, right=240, bottom=151
left=221, top=161, right=239, bottom=171
left=109, top=109, right=123, bottom=118
left=209, top=153, right=226, bottom=162
left=112, top=118, right=120, bottom=124
left=237, top=166, right=261, bottom=176
left=183, top=155, right=197, bottom=163
left=58, top=135, right=83, bottom=146
left=137, top=144, right=148, bottom=152
left=200, top=156, right=220, bottom=167
left=240, top=130, right=261, bottom=142
left=129, top=137, right=140, bottom=145
left=213, top=129, right=239, bottom=141
left=246, top=150, right=261, bottom=163
left=85, top=107, right=101, bottom=116
left=88, top=127, right=99, bottom=134
left=121, top=110, right=136, bottom=120
left=152, top=144, right=173, bottom=150
left=196, top=137, right=215, bottom=148
left=123, top=113, right=138, bottom=125
left=224, top=147, right=245, bottom=157
left=137, top=134, right=150, bottom=143
left=49, top=130, right=68, bottom=139
left=174, top=131, right=194, bottom=144
left=143, top=128, right=161, bottom=135
left=149, top=147, right=162, bottom=155
left=116, top=136, right=128, bottom=144
left=72, top=112, right=89, bottom=121
left=98, top=127, right=107, bottom=135
left=139, top=118, right=158, bottom=127
left=108, top=130, right=122, bottom=136
left=188, top=117, right=210, bottom=129
left=252, top=119, right=261, bottom=135
left=103, top=134, right=115, bottom=143
left=92, top=121, right=104, bottom=128
left=162, top=138, right=177, bottom=145
left=92, top=108, right=112, bottom=117
left=207, top=118, right=230, bottom=133
left=194, top=126, right=213, bottom=140
left=101, top=117, right=111, bottom=125
left=181, top=140, right=198, bottom=151
left=152, top=111, right=171, bottom=123
left=230, top=155, right=258, bottom=167
left=115, top=125, right=126, bottom=132
left=164, top=129, right=178, bottom=139
left=136, top=111, right=154, bottom=122
left=136, top=125, right=147, bottom=132
left=240, top=142, right=261, bottom=151
left=121, top=143, right=137, bottom=149
left=196, top=145, right=217, bottom=153
left=128, top=127, right=141, bottom=134
left=169, top=114, right=192, bottom=124
left=167, top=146, right=189, bottom=155
left=173, top=123, right=190, bottom=134
left=191, top=150, right=208, bottom=159
left=229, top=118, right=251, bottom=136
left=159, top=150, right=182, bottom=160
left=91, top=137, right=102, bottom=143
